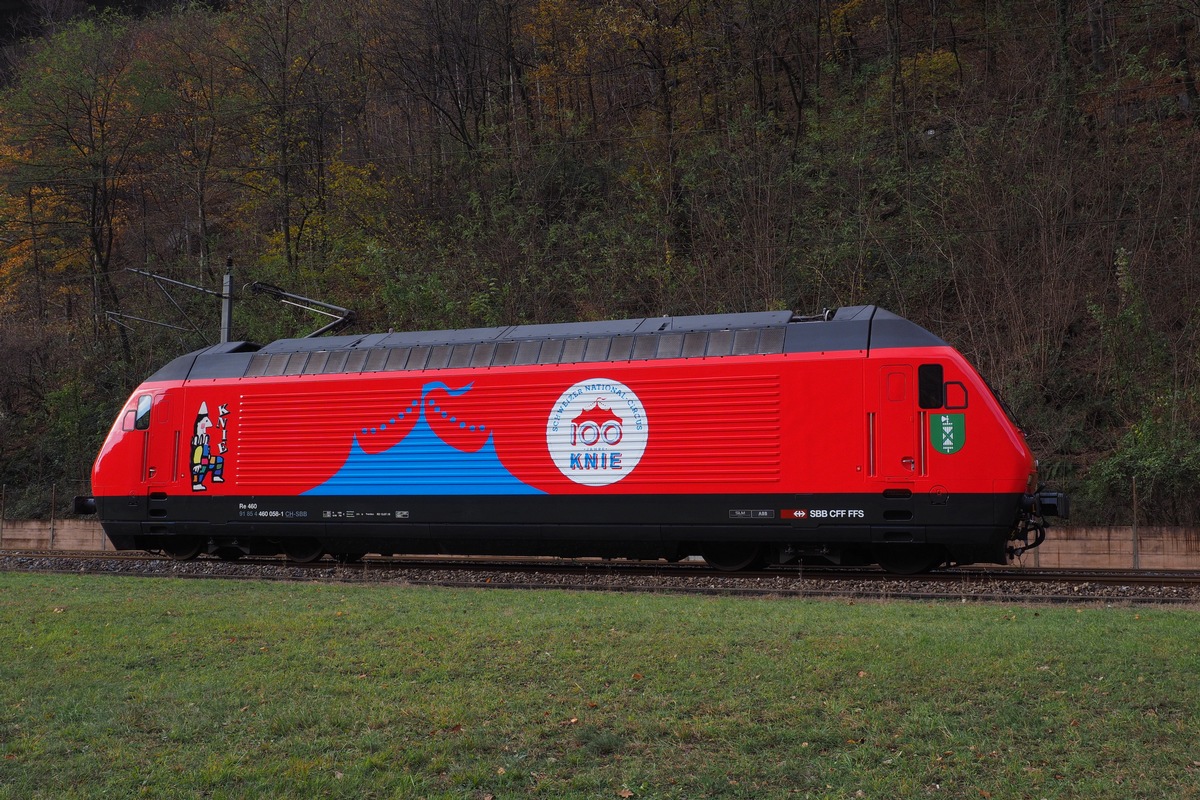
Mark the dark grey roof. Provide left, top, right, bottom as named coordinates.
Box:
left=145, top=306, right=949, bottom=383
left=256, top=309, right=801, bottom=353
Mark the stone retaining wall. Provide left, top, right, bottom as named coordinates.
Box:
left=1, top=519, right=1198, bottom=570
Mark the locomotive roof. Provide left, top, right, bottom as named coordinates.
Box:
left=149, top=305, right=948, bottom=382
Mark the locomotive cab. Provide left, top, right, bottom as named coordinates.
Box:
left=81, top=386, right=177, bottom=549
left=853, top=309, right=1060, bottom=572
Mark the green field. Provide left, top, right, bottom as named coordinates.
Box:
left=0, top=573, right=1197, bottom=799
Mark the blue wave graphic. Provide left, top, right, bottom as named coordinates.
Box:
left=304, top=382, right=543, bottom=496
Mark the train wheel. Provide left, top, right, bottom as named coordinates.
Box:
left=331, top=552, right=366, bottom=564
left=874, top=545, right=944, bottom=575
left=283, top=538, right=325, bottom=564
left=161, top=537, right=203, bottom=561
left=702, top=543, right=764, bottom=572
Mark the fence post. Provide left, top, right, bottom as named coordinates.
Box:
left=49, top=483, right=56, bottom=550
left=1, top=483, right=5, bottom=549
left=1131, top=475, right=1139, bottom=570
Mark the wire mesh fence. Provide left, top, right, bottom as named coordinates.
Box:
left=0, top=481, right=93, bottom=522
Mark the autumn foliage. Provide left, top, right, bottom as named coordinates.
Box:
left=0, top=0, right=1198, bottom=523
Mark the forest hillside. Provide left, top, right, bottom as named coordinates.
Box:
left=0, top=0, right=1197, bottom=523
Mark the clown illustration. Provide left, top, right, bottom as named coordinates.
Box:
left=190, top=402, right=229, bottom=491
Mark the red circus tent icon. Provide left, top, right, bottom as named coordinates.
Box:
left=572, top=400, right=621, bottom=430
left=571, top=399, right=624, bottom=447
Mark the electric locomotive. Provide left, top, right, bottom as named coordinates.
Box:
left=76, top=305, right=1067, bottom=573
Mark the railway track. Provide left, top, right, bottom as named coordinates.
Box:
left=2, top=550, right=1199, bottom=604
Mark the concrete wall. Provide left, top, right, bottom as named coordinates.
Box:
left=1031, top=525, right=1200, bottom=570
left=0, top=519, right=112, bottom=552
left=2, top=519, right=1199, bottom=570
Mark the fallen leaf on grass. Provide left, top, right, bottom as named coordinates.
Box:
left=617, top=790, right=634, bottom=798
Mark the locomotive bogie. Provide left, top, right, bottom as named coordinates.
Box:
left=80, top=306, right=1064, bottom=573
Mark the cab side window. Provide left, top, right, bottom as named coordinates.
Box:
left=918, top=364, right=944, bottom=409
left=920, top=363, right=969, bottom=410
left=134, top=395, right=153, bottom=430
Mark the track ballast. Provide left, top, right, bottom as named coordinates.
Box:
left=2, top=551, right=1198, bottom=604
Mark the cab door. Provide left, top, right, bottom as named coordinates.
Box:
left=878, top=365, right=917, bottom=479
left=144, top=392, right=177, bottom=518
left=873, top=364, right=923, bottom=548
left=128, top=394, right=154, bottom=484
left=138, top=393, right=174, bottom=482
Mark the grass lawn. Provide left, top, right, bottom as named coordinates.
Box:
left=0, top=573, right=1197, bottom=799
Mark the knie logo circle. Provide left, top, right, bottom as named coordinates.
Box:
left=547, top=379, right=648, bottom=486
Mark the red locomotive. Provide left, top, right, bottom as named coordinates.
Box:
left=76, top=306, right=1066, bottom=573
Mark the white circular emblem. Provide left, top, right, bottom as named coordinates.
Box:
left=547, top=378, right=648, bottom=486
